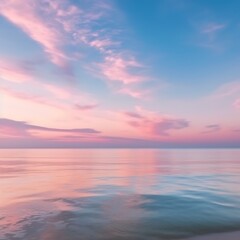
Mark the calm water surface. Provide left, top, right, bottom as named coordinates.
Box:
left=0, top=149, right=240, bottom=240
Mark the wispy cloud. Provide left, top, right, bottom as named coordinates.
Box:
left=0, top=57, right=76, bottom=101
left=0, top=85, right=99, bottom=115
left=0, top=0, right=113, bottom=74
left=118, top=86, right=149, bottom=99
left=0, top=86, right=67, bottom=110
left=211, top=81, right=240, bottom=98
left=209, top=81, right=240, bottom=109
left=124, top=111, right=145, bottom=119
left=75, top=104, right=98, bottom=111
left=0, top=0, right=154, bottom=97
left=0, top=0, right=83, bottom=73
left=0, top=58, right=35, bottom=83
left=0, top=118, right=100, bottom=138
left=201, top=22, right=226, bottom=34
left=43, top=83, right=72, bottom=99
left=78, top=5, right=152, bottom=97
left=202, top=124, right=221, bottom=134
left=99, top=55, right=146, bottom=84
left=193, top=20, right=227, bottom=49
left=150, top=119, right=189, bottom=136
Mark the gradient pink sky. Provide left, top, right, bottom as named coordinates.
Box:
left=0, top=0, right=240, bottom=148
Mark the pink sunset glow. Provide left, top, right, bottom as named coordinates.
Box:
left=0, top=0, right=239, bottom=148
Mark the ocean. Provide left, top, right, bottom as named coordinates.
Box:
left=0, top=149, right=240, bottom=240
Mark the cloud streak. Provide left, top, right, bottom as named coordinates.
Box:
left=212, top=81, right=240, bottom=98
left=0, top=0, right=76, bottom=71
left=0, top=86, right=67, bottom=110
left=0, top=58, right=35, bottom=83
left=0, top=118, right=100, bottom=138
left=194, top=20, right=227, bottom=49
left=201, top=22, right=226, bottom=34
left=202, top=124, right=221, bottom=134
left=75, top=104, right=98, bottom=111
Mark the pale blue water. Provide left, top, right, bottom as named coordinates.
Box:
left=0, top=149, right=240, bottom=240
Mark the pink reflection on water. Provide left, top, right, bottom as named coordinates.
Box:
left=0, top=149, right=240, bottom=239
left=1, top=149, right=240, bottom=204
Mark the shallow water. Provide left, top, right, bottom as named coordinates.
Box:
left=0, top=149, right=240, bottom=240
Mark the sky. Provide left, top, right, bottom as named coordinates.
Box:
left=0, top=0, right=240, bottom=148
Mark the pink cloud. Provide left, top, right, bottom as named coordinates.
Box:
left=209, top=82, right=240, bottom=110
left=0, top=58, right=35, bottom=83
left=124, top=111, right=145, bottom=119
left=0, top=118, right=100, bottom=138
left=202, top=124, right=221, bottom=134
left=0, top=57, right=97, bottom=108
left=150, top=119, right=189, bottom=136
left=93, top=54, right=151, bottom=99
left=123, top=109, right=189, bottom=136
left=0, top=0, right=154, bottom=98
left=0, top=57, right=77, bottom=101
left=89, top=39, right=118, bottom=52
left=100, top=55, right=146, bottom=84
left=43, top=83, right=71, bottom=99
left=118, top=87, right=148, bottom=99
left=63, top=2, right=151, bottom=97
left=75, top=104, right=98, bottom=111
left=0, top=0, right=70, bottom=68
left=0, top=86, right=99, bottom=115
left=0, top=86, right=67, bottom=110
left=212, top=81, right=240, bottom=98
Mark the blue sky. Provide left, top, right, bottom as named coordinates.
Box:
left=116, top=0, right=240, bottom=94
left=0, top=0, right=240, bottom=147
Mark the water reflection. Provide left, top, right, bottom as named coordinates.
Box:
left=0, top=149, right=240, bottom=239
